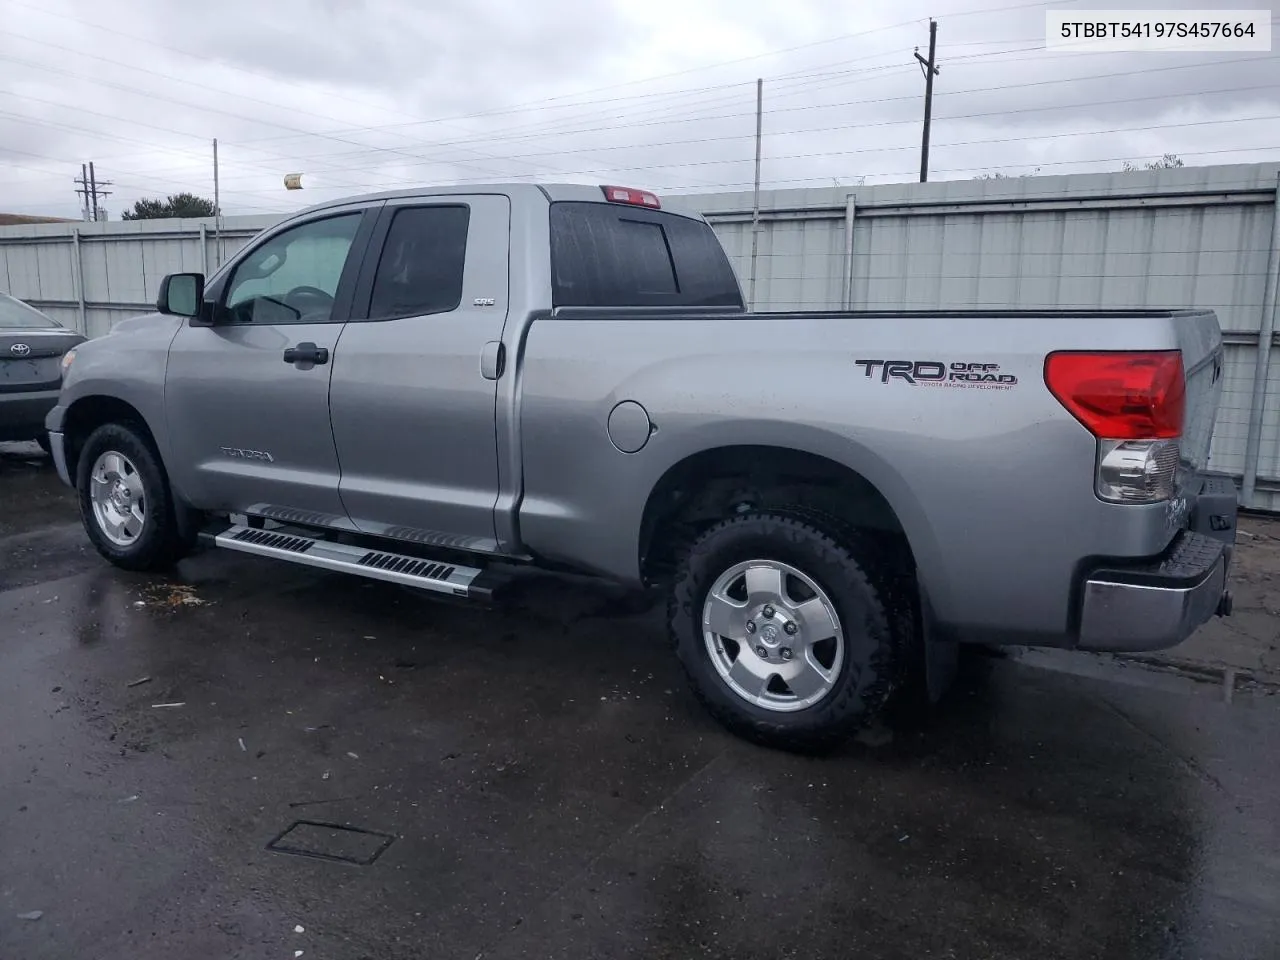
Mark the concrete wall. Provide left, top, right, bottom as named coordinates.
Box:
left=2, top=163, right=1278, bottom=510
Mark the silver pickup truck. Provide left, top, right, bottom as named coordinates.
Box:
left=45, top=183, right=1238, bottom=750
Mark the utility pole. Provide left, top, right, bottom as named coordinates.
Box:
left=748, top=77, right=763, bottom=310
left=73, top=162, right=112, bottom=221
left=75, top=163, right=89, bottom=220
left=915, top=18, right=941, bottom=183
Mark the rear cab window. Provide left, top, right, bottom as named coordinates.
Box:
left=549, top=202, right=743, bottom=309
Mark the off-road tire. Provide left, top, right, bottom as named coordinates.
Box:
left=76, top=422, right=195, bottom=572
left=669, top=511, right=902, bottom=752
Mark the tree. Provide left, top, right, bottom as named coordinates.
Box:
left=1122, top=153, right=1184, bottom=173
left=973, top=167, right=1041, bottom=179
left=120, top=193, right=219, bottom=220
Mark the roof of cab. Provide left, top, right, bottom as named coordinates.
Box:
left=290, top=182, right=706, bottom=222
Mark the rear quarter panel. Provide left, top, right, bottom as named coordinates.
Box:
left=516, top=311, right=1208, bottom=643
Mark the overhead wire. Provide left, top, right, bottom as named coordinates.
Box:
left=20, top=40, right=1266, bottom=194
left=0, top=0, right=1274, bottom=211
left=186, top=83, right=1280, bottom=190
left=214, top=54, right=1277, bottom=178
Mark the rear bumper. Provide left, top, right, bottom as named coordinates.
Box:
left=0, top=389, right=60, bottom=442
left=1077, top=474, right=1238, bottom=653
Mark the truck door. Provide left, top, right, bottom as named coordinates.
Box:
left=164, top=205, right=378, bottom=527
left=328, top=194, right=510, bottom=552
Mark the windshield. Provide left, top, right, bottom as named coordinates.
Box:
left=0, top=291, right=60, bottom=329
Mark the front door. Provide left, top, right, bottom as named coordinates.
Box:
left=164, top=205, right=377, bottom=527
left=329, top=194, right=510, bottom=552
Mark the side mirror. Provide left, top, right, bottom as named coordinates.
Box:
left=156, top=273, right=205, bottom=319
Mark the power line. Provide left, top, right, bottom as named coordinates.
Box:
left=184, top=84, right=1279, bottom=191
left=5, top=78, right=1274, bottom=208
left=0, top=17, right=1274, bottom=211
left=4, top=31, right=1265, bottom=189
left=0, top=29, right=668, bottom=187
left=11, top=102, right=1267, bottom=214
left=320, top=115, right=1280, bottom=181
left=8, top=57, right=1270, bottom=182
left=0, top=0, right=1065, bottom=151
left=213, top=59, right=1277, bottom=176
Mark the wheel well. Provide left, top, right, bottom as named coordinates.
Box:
left=62, top=396, right=156, bottom=481
left=638, top=445, right=915, bottom=585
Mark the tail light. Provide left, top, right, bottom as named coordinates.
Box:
left=601, top=185, right=661, bottom=209
left=1044, top=351, right=1186, bottom=504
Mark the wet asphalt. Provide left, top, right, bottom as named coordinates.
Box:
left=1, top=442, right=1277, bottom=960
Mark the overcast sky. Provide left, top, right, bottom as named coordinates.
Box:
left=0, top=0, right=1276, bottom=218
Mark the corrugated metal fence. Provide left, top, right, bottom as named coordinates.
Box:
left=3, top=163, right=1279, bottom=510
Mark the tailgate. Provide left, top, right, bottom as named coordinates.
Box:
left=1172, top=310, right=1226, bottom=475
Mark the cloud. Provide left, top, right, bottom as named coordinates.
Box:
left=0, top=0, right=1275, bottom=218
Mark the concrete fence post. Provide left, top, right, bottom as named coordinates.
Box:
left=1241, top=174, right=1280, bottom=508
left=72, top=229, right=87, bottom=335
left=842, top=194, right=857, bottom=310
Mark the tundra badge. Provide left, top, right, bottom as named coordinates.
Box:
left=221, top=447, right=274, bottom=462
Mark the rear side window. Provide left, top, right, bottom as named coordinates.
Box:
left=369, top=205, right=470, bottom=319
left=550, top=202, right=742, bottom=309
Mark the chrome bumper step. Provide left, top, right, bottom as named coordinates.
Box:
left=209, top=524, right=491, bottom=599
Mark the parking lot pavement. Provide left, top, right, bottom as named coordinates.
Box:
left=2, top=445, right=1278, bottom=960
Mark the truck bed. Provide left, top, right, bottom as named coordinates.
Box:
left=513, top=305, right=1224, bottom=646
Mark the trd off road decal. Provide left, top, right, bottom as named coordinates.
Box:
left=854, top=360, right=1018, bottom=390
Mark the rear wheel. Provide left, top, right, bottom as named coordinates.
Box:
left=669, top=511, right=901, bottom=752
left=76, top=422, right=194, bottom=572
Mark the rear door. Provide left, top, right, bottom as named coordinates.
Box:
left=329, top=194, right=510, bottom=551
left=164, top=205, right=378, bottom=525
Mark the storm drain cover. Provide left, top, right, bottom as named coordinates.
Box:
left=266, top=820, right=395, bottom=866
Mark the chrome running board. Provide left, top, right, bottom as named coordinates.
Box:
left=211, top=524, right=489, bottom=598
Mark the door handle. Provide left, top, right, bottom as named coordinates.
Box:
left=480, top=341, right=505, bottom=380
left=283, top=342, right=329, bottom=365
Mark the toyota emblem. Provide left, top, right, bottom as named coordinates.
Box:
left=10, top=343, right=31, bottom=357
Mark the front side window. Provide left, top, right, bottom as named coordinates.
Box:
left=0, top=291, right=60, bottom=329
left=368, top=205, right=470, bottom=319
left=223, top=213, right=362, bottom=324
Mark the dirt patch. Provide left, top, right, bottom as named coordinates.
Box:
left=136, top=582, right=210, bottom=612
left=1144, top=514, right=1280, bottom=681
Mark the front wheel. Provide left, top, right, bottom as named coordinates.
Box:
left=76, top=422, right=195, bottom=572
left=669, top=512, right=901, bottom=752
